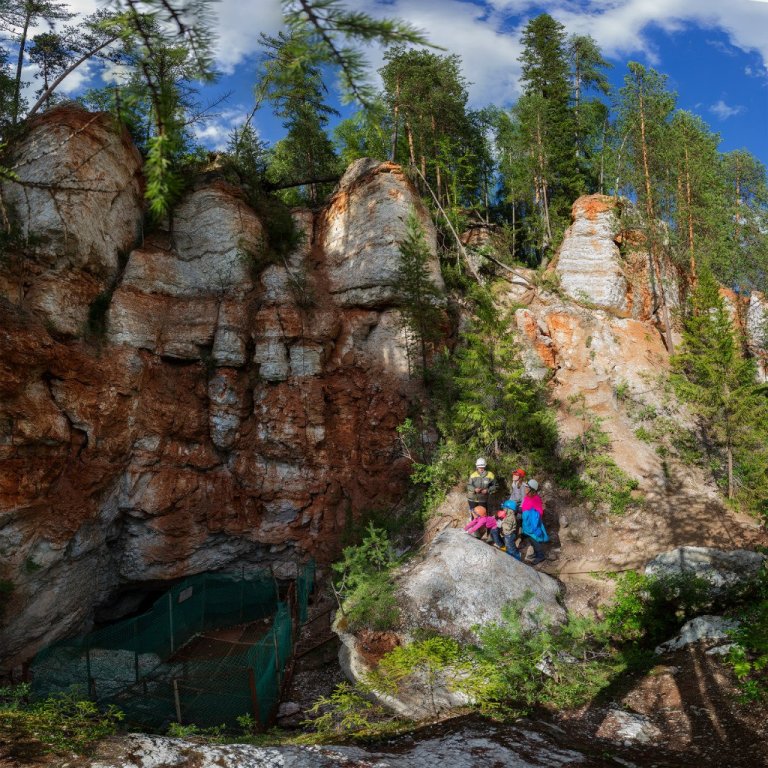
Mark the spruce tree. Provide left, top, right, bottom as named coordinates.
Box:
left=394, top=210, right=443, bottom=377
left=672, top=268, right=768, bottom=505
left=514, top=13, right=582, bottom=260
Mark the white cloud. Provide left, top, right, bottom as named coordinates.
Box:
left=7, top=0, right=768, bottom=117
left=191, top=105, right=250, bottom=151
left=709, top=99, right=746, bottom=120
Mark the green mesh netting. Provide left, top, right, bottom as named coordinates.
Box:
left=31, top=563, right=314, bottom=729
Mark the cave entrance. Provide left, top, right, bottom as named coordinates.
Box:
left=29, top=563, right=315, bottom=729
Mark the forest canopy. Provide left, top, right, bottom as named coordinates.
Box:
left=0, top=1, right=764, bottom=294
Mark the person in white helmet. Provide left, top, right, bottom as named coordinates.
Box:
left=466, top=457, right=497, bottom=520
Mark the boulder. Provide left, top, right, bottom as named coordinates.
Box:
left=336, top=529, right=566, bottom=719
left=396, top=528, right=566, bottom=643
left=655, top=615, right=740, bottom=655
left=645, top=547, right=765, bottom=593
left=596, top=707, right=662, bottom=745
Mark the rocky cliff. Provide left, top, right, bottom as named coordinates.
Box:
left=0, top=107, right=442, bottom=671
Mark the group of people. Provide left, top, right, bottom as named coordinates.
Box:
left=464, top=458, right=548, bottom=565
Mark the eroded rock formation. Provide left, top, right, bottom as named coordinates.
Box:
left=0, top=109, right=440, bottom=670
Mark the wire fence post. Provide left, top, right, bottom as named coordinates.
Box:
left=168, top=592, right=175, bottom=654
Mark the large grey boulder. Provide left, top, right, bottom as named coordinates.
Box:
left=337, top=529, right=566, bottom=719
left=397, top=528, right=566, bottom=643
left=645, top=547, right=765, bottom=593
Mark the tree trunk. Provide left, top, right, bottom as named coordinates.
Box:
left=28, top=34, right=120, bottom=118
left=390, top=79, right=400, bottom=162
left=638, top=89, right=674, bottom=353
left=536, top=112, right=552, bottom=250
left=727, top=442, right=734, bottom=500
left=12, top=11, right=32, bottom=125
left=406, top=122, right=416, bottom=166
left=684, top=143, right=696, bottom=286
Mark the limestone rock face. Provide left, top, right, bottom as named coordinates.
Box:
left=555, top=195, right=679, bottom=322
left=556, top=195, right=630, bottom=316
left=747, top=290, right=768, bottom=381
left=0, top=106, right=143, bottom=336
left=0, top=139, right=435, bottom=670
left=655, top=615, right=740, bottom=655
left=323, top=158, right=444, bottom=308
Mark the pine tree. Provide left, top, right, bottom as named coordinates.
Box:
left=446, top=295, right=556, bottom=458
left=334, top=97, right=390, bottom=166
left=394, top=210, right=443, bottom=377
left=0, top=0, right=73, bottom=124
left=259, top=30, right=341, bottom=204
left=672, top=268, right=768, bottom=504
left=667, top=111, right=730, bottom=289
left=380, top=47, right=479, bottom=213
left=615, top=62, right=677, bottom=350
left=721, top=150, right=768, bottom=293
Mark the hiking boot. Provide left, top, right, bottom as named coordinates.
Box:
left=530, top=556, right=546, bottom=565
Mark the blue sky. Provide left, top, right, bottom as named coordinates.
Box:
left=16, top=0, right=768, bottom=166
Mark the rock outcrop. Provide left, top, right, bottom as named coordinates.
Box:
left=396, top=528, right=565, bottom=642
left=645, top=547, right=766, bottom=593
left=0, top=108, right=442, bottom=670
left=0, top=106, right=143, bottom=336
left=655, top=615, right=740, bottom=655
left=337, top=529, right=565, bottom=719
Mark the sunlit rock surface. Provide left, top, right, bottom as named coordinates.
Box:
left=0, top=139, right=441, bottom=670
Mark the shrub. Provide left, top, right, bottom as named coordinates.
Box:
left=369, top=636, right=465, bottom=717
left=603, top=570, right=712, bottom=645
left=0, top=684, right=123, bottom=757
left=457, top=596, right=623, bottom=716
left=333, top=524, right=401, bottom=632
left=727, top=568, right=768, bottom=701
left=305, top=682, right=391, bottom=736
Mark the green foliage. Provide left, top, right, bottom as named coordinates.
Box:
left=456, top=596, right=623, bottom=716
left=283, top=0, right=430, bottom=106
left=380, top=46, right=494, bottom=220
left=728, top=575, right=768, bottom=702
left=603, top=570, right=712, bottom=645
left=332, top=523, right=401, bottom=632
left=306, top=681, right=391, bottom=736
left=672, top=268, right=768, bottom=514
left=395, top=210, right=444, bottom=377
left=0, top=684, right=123, bottom=757
left=439, top=291, right=558, bottom=461
left=166, top=721, right=226, bottom=742
left=559, top=395, right=639, bottom=514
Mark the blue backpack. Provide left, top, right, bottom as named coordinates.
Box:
left=521, top=509, right=549, bottom=542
